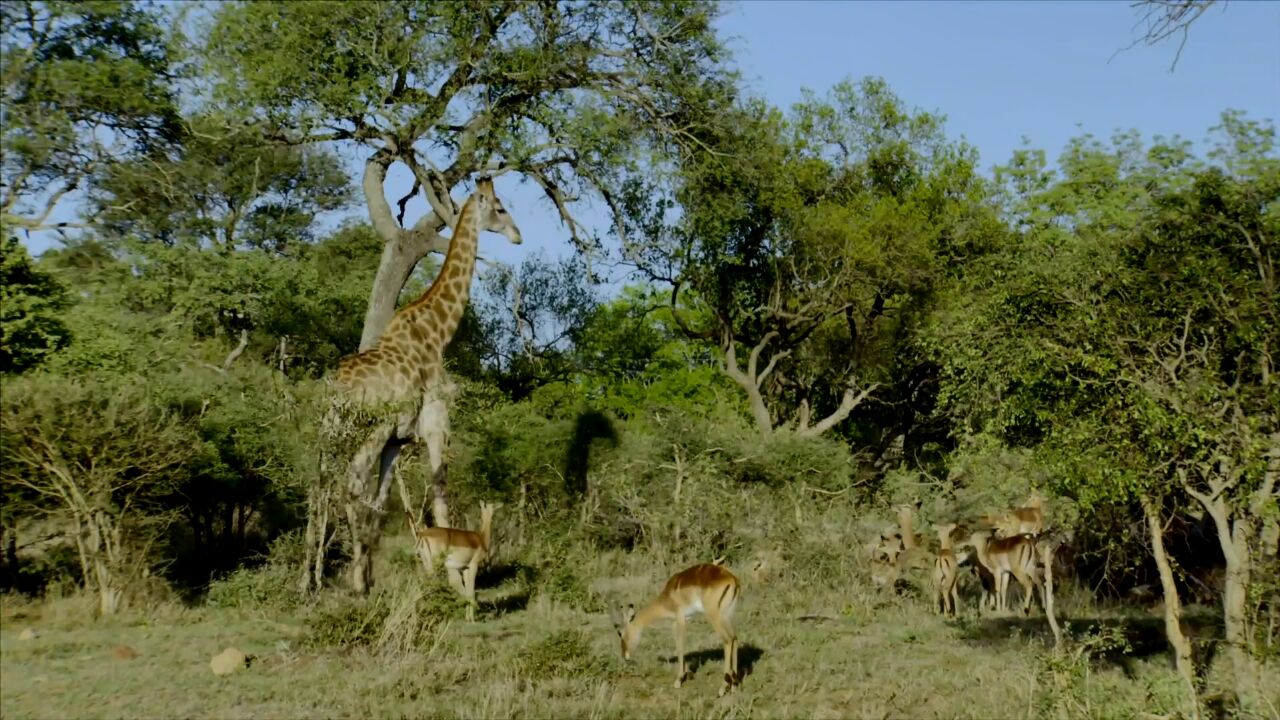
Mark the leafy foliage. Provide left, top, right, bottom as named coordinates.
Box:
left=1, top=0, right=181, bottom=229
left=0, top=236, right=71, bottom=373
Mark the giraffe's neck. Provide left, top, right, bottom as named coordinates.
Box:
left=403, top=194, right=482, bottom=350
left=331, top=191, right=485, bottom=401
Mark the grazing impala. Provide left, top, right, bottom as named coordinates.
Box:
left=870, top=529, right=905, bottom=589
left=961, top=529, right=1041, bottom=615
left=932, top=523, right=961, bottom=617
left=611, top=563, right=741, bottom=697
left=408, top=501, right=500, bottom=621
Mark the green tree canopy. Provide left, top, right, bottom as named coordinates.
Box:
left=197, top=0, right=737, bottom=349
left=1, top=0, right=181, bottom=231
left=0, top=236, right=71, bottom=374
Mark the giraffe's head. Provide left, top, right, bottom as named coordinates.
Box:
left=472, top=176, right=522, bottom=245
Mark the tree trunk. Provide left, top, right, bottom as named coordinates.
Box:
left=358, top=152, right=449, bottom=353
left=299, top=485, right=328, bottom=595
left=79, top=510, right=124, bottom=617
left=1038, top=540, right=1063, bottom=649
left=1141, top=493, right=1200, bottom=719
left=1194, top=490, right=1255, bottom=702
left=719, top=333, right=780, bottom=437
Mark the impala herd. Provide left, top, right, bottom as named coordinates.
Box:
left=404, top=490, right=1065, bottom=697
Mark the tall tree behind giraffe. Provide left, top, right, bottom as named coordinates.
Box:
left=303, top=177, right=521, bottom=595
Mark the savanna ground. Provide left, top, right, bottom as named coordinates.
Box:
left=5, top=504, right=1272, bottom=720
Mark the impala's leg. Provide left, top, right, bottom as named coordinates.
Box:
left=1013, top=568, right=1035, bottom=616
left=418, top=543, right=436, bottom=576
left=673, top=617, right=687, bottom=688
left=447, top=566, right=466, bottom=599
left=463, top=561, right=479, bottom=621
left=950, top=580, right=961, bottom=617
left=706, top=608, right=737, bottom=696
left=723, top=615, right=739, bottom=693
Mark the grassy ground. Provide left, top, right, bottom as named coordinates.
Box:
left=7, top=528, right=1260, bottom=720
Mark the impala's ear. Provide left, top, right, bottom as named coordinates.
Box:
left=608, top=606, right=622, bottom=630
left=625, top=604, right=636, bottom=624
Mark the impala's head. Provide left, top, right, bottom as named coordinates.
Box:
left=609, top=604, right=639, bottom=660
left=875, top=529, right=904, bottom=560
left=932, top=522, right=959, bottom=545
left=479, top=501, right=502, bottom=524
left=959, top=528, right=993, bottom=550
left=471, top=176, right=522, bottom=245
left=1023, top=490, right=1045, bottom=509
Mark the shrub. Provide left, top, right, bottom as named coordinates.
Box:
left=515, top=629, right=608, bottom=680
left=205, top=532, right=306, bottom=612
left=302, top=575, right=466, bottom=654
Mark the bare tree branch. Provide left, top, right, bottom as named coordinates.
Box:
left=1114, top=0, right=1221, bottom=72
left=798, top=381, right=880, bottom=437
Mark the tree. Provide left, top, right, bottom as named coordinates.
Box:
left=0, top=236, right=71, bottom=373
left=201, top=0, right=733, bottom=350
left=91, top=116, right=352, bottom=254
left=1, top=0, right=181, bottom=232
left=923, top=112, right=1278, bottom=711
left=627, top=78, right=1002, bottom=439
left=198, top=0, right=736, bottom=591
left=0, top=374, right=196, bottom=615
left=471, top=253, right=600, bottom=398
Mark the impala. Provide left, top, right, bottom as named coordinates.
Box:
left=961, top=529, right=1041, bottom=615
left=610, top=562, right=741, bottom=697
left=870, top=529, right=904, bottom=589
left=988, top=491, right=1046, bottom=538
left=408, top=501, right=500, bottom=621
left=894, top=504, right=933, bottom=571
left=1007, top=491, right=1046, bottom=536
left=932, top=523, right=960, bottom=617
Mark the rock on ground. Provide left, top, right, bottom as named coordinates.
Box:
left=210, top=647, right=248, bottom=676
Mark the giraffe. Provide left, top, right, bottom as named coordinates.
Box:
left=312, top=176, right=521, bottom=595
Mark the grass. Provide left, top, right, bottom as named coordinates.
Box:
left=1, top=530, right=1272, bottom=719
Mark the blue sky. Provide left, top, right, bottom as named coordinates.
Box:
left=21, top=0, right=1280, bottom=278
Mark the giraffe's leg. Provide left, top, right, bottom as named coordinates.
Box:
left=344, top=424, right=396, bottom=594
left=376, top=435, right=409, bottom=509
left=417, top=395, right=452, bottom=528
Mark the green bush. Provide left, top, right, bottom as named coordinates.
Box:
left=724, top=430, right=854, bottom=491
left=205, top=532, right=306, bottom=612
left=515, top=629, right=609, bottom=680
left=302, top=576, right=466, bottom=653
